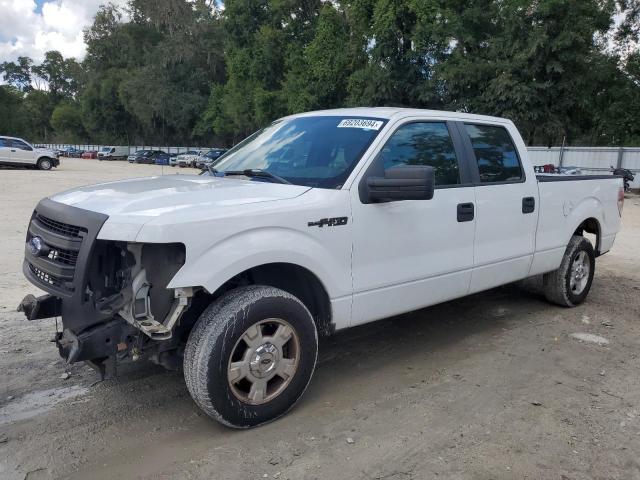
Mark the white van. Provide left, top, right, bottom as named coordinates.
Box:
left=97, top=146, right=129, bottom=160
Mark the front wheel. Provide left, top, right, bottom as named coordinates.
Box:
left=37, top=158, right=53, bottom=170
left=184, top=286, right=318, bottom=428
left=544, top=235, right=595, bottom=307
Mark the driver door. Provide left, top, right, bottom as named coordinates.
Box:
left=0, top=138, right=11, bottom=163
left=350, top=119, right=476, bottom=326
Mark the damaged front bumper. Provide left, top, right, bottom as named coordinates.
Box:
left=19, top=198, right=189, bottom=374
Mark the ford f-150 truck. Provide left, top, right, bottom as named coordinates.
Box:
left=0, top=136, right=59, bottom=170
left=18, top=108, right=624, bottom=428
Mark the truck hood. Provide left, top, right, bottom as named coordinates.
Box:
left=50, top=174, right=311, bottom=218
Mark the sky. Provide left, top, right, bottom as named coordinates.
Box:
left=0, top=0, right=128, bottom=63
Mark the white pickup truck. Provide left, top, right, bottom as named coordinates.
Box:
left=19, top=108, right=624, bottom=428
left=0, top=136, right=59, bottom=170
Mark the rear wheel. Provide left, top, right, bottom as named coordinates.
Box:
left=544, top=235, right=595, bottom=307
left=184, top=286, right=318, bottom=428
left=37, top=158, right=53, bottom=170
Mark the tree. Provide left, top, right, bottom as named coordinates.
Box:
left=0, top=57, right=33, bottom=92
left=51, top=102, right=85, bottom=142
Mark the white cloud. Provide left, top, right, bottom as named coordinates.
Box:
left=0, top=0, right=128, bottom=63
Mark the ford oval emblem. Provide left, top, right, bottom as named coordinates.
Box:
left=27, top=236, right=45, bottom=256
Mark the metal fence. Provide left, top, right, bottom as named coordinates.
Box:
left=41, top=143, right=640, bottom=188
left=527, top=146, right=640, bottom=188
left=40, top=144, right=214, bottom=156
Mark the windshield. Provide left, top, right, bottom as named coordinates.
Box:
left=211, top=116, right=386, bottom=188
left=100, top=147, right=111, bottom=152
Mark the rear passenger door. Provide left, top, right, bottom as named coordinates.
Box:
left=459, top=123, right=539, bottom=293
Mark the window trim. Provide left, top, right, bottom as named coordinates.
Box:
left=357, top=119, right=472, bottom=203
left=9, top=139, right=33, bottom=151
left=458, top=122, right=526, bottom=186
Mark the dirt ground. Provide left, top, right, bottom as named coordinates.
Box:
left=0, top=158, right=639, bottom=480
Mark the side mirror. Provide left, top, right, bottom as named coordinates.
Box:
left=367, top=165, right=435, bottom=203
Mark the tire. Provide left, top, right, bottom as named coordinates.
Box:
left=37, top=158, right=53, bottom=170
left=184, top=286, right=318, bottom=428
left=544, top=235, right=595, bottom=307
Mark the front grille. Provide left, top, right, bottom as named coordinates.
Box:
left=26, top=212, right=86, bottom=294
left=47, top=247, right=78, bottom=266
left=29, top=264, right=71, bottom=291
left=36, top=214, right=85, bottom=238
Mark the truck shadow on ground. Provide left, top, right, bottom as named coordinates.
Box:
left=92, top=284, right=543, bottom=425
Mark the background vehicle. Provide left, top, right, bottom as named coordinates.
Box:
left=97, top=146, right=129, bottom=160
left=0, top=136, right=59, bottom=170
left=195, top=149, right=227, bottom=169
left=133, top=150, right=167, bottom=164
left=169, top=153, right=179, bottom=167
left=62, top=147, right=84, bottom=158
left=177, top=150, right=204, bottom=167
left=81, top=151, right=98, bottom=159
left=19, top=108, right=623, bottom=428
left=154, top=152, right=171, bottom=165
left=127, top=149, right=153, bottom=163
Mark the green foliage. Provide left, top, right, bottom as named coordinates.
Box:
left=0, top=0, right=639, bottom=146
left=51, top=102, right=85, bottom=142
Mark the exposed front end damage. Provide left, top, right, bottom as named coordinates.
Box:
left=19, top=198, right=193, bottom=378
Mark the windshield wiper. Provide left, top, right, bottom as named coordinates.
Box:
left=223, top=169, right=291, bottom=185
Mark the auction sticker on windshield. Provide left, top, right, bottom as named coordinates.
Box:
left=337, top=119, right=384, bottom=130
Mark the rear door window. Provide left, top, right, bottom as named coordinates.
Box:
left=464, top=124, right=523, bottom=183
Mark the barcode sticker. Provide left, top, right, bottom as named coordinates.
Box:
left=337, top=119, right=384, bottom=130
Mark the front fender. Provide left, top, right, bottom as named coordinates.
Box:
left=167, top=226, right=352, bottom=300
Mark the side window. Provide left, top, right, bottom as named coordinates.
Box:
left=11, top=139, right=32, bottom=151
left=380, top=122, right=460, bottom=186
left=0, top=138, right=7, bottom=147
left=464, top=124, right=523, bottom=183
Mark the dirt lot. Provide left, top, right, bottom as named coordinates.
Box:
left=1, top=158, right=639, bottom=480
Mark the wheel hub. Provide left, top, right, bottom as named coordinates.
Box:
left=570, top=250, right=590, bottom=294
left=249, top=343, right=279, bottom=378
left=227, top=318, right=300, bottom=405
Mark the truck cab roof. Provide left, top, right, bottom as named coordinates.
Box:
left=288, top=107, right=514, bottom=125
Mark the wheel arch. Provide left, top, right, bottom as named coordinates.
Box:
left=181, top=262, right=334, bottom=337
left=572, top=216, right=602, bottom=255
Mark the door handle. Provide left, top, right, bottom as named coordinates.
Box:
left=522, top=197, right=535, bottom=214
left=457, top=202, right=474, bottom=222
left=10, top=149, right=16, bottom=152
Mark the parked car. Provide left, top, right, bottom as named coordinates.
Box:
left=195, top=148, right=227, bottom=169
left=0, top=136, right=59, bottom=170
left=134, top=150, right=167, bottom=164
left=81, top=151, right=98, bottom=159
left=18, top=108, right=624, bottom=428
left=176, top=150, right=202, bottom=168
left=62, top=146, right=84, bottom=158
left=97, top=146, right=129, bottom=161
left=127, top=149, right=153, bottom=163
left=154, top=152, right=171, bottom=165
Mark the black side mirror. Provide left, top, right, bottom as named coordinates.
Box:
left=367, top=165, right=435, bottom=203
